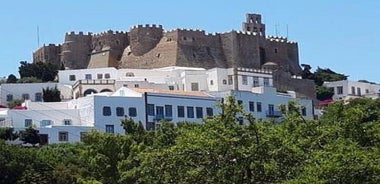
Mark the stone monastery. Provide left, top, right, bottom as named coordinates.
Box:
left=33, top=13, right=315, bottom=99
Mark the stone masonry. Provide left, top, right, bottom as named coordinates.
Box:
left=32, top=13, right=315, bottom=99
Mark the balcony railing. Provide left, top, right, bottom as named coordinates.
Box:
left=265, top=110, right=282, bottom=118
left=73, top=79, right=116, bottom=89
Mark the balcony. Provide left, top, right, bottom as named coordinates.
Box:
left=73, top=79, right=116, bottom=89
left=266, top=110, right=282, bottom=118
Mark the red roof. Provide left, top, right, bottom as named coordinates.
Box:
left=319, top=99, right=333, bottom=106
left=13, top=106, right=27, bottom=110
left=0, top=104, right=7, bottom=108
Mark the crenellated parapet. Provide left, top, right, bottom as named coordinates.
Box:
left=266, top=36, right=297, bottom=44
left=91, top=30, right=128, bottom=53
left=129, top=24, right=164, bottom=56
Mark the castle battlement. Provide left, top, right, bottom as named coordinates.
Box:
left=266, top=36, right=297, bottom=44
left=164, top=28, right=206, bottom=35
left=65, top=31, right=92, bottom=36
left=93, top=30, right=127, bottom=38
left=235, top=30, right=260, bottom=36
left=130, top=24, right=163, bottom=30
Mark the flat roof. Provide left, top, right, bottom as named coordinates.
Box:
left=130, top=88, right=212, bottom=97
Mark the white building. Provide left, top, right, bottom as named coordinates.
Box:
left=88, top=87, right=220, bottom=133
left=5, top=100, right=92, bottom=144
left=0, top=82, right=59, bottom=105
left=211, top=86, right=314, bottom=122
left=59, top=67, right=274, bottom=98
left=324, top=80, right=380, bottom=100
left=206, top=68, right=273, bottom=92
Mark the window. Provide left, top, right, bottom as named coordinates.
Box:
left=242, top=75, right=248, bottom=85
left=178, top=106, right=185, bottom=118
left=40, top=120, right=52, bottom=127
left=187, top=106, right=194, bottom=118
left=134, top=84, right=139, bottom=88
left=249, top=101, right=255, bottom=112
left=69, top=75, right=76, bottom=81
left=25, top=119, right=32, bottom=127
left=116, top=107, right=125, bottom=117
left=351, top=86, right=355, bottom=95
left=105, top=125, right=114, bottom=134
left=169, top=86, right=174, bottom=90
left=337, top=86, right=343, bottom=94
left=22, top=93, right=30, bottom=100
left=156, top=106, right=164, bottom=119
left=366, top=89, right=369, bottom=94
left=85, top=74, right=92, bottom=80
left=274, top=48, right=278, bottom=53
left=238, top=117, right=244, bottom=125
left=6, top=94, right=13, bottom=102
left=210, top=80, right=214, bottom=85
left=257, top=102, right=262, bottom=112
left=228, top=75, right=233, bottom=85
left=80, top=132, right=86, bottom=142
left=196, top=107, right=203, bottom=118
left=64, top=119, right=72, bottom=125
left=223, top=79, right=227, bottom=85
left=59, top=132, right=68, bottom=142
left=206, top=107, right=213, bottom=117
left=104, top=73, right=110, bottom=79
left=103, top=106, right=111, bottom=116
left=191, top=83, right=199, bottom=91
left=301, top=107, right=307, bottom=116
left=253, top=77, right=259, bottom=87
left=165, top=105, right=172, bottom=117
left=35, top=93, right=42, bottom=102
left=129, top=107, right=137, bottom=117
left=97, top=74, right=103, bottom=79
left=80, top=132, right=87, bottom=142
left=268, top=104, right=274, bottom=115
left=357, top=87, right=361, bottom=96
left=126, top=72, right=135, bottom=77
left=263, top=77, right=270, bottom=86
left=147, top=104, right=155, bottom=116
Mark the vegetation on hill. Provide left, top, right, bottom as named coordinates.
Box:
left=301, top=64, right=347, bottom=101
left=18, top=61, right=59, bottom=82
left=1, top=96, right=380, bottom=183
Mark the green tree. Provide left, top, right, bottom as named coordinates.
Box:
left=20, top=127, right=40, bottom=146
left=43, top=86, right=61, bottom=102
left=314, top=67, right=347, bottom=86
left=81, top=131, right=133, bottom=184
left=17, top=76, right=43, bottom=83
left=6, top=74, right=18, bottom=83
left=18, top=61, right=59, bottom=82
left=0, top=127, right=18, bottom=140
left=316, top=85, right=334, bottom=101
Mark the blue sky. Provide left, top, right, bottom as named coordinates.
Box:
left=1, top=1, right=380, bottom=82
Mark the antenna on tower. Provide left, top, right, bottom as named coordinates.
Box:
left=37, top=26, right=40, bottom=48
left=275, top=23, right=278, bottom=37
left=286, top=24, right=289, bottom=38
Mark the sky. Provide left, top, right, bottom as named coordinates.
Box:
left=1, top=1, right=380, bottom=82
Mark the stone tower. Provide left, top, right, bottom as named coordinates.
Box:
left=61, top=32, right=92, bottom=69
left=129, top=24, right=164, bottom=56
left=87, top=30, right=129, bottom=68
left=242, top=13, right=266, bottom=37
